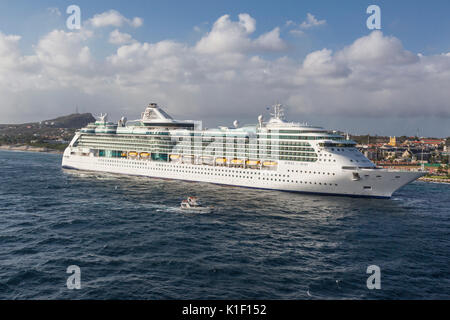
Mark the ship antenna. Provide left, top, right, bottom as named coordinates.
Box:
left=271, top=103, right=285, bottom=121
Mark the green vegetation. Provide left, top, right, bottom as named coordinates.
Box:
left=29, top=141, right=69, bottom=151
left=426, top=175, right=450, bottom=180
left=0, top=113, right=94, bottom=152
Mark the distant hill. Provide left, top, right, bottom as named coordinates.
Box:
left=39, top=113, right=96, bottom=129
left=0, top=113, right=96, bottom=148
left=0, top=113, right=95, bottom=130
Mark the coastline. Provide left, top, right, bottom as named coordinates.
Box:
left=0, top=144, right=63, bottom=154
left=418, top=177, right=450, bottom=184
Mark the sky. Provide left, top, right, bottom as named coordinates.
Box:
left=0, top=0, right=449, bottom=137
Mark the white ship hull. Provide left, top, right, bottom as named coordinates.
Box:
left=62, top=150, right=425, bottom=198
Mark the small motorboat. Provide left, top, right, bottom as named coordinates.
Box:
left=180, top=197, right=213, bottom=213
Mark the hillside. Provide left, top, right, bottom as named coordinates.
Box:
left=39, top=113, right=96, bottom=129
left=0, top=113, right=95, bottom=152
left=0, top=113, right=95, bottom=130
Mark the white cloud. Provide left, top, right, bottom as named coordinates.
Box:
left=302, top=49, right=350, bottom=78
left=285, top=20, right=295, bottom=27
left=109, top=29, right=135, bottom=45
left=195, top=14, right=253, bottom=54
left=254, top=27, right=287, bottom=51
left=130, top=17, right=143, bottom=28
left=0, top=10, right=449, bottom=135
left=286, top=13, right=326, bottom=36
left=300, top=13, right=326, bottom=29
left=336, top=30, right=418, bottom=66
left=238, top=13, right=256, bottom=34
left=195, top=14, right=287, bottom=54
left=35, top=30, right=93, bottom=70
left=88, top=10, right=143, bottom=28
left=0, top=32, right=22, bottom=68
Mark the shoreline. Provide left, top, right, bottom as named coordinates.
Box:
left=0, top=145, right=63, bottom=154
left=418, top=177, right=450, bottom=184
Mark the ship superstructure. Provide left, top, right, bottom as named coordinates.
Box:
left=62, top=103, right=425, bottom=198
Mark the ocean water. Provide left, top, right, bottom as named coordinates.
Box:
left=0, top=150, right=449, bottom=300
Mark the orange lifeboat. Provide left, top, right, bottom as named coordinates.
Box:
left=215, top=158, right=226, bottom=164
left=246, top=160, right=260, bottom=166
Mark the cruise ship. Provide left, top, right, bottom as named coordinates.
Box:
left=62, top=103, right=425, bottom=198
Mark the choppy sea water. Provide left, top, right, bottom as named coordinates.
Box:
left=0, top=150, right=449, bottom=299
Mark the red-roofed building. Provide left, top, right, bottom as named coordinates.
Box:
left=420, top=139, right=445, bottom=147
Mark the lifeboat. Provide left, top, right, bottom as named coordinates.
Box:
left=140, top=152, right=150, bottom=159
left=231, top=159, right=244, bottom=164
left=128, top=151, right=138, bottom=158
left=246, top=160, right=260, bottom=166
left=215, top=158, right=227, bottom=164
left=263, top=161, right=278, bottom=166
left=170, top=154, right=180, bottom=160
left=120, top=152, right=127, bottom=157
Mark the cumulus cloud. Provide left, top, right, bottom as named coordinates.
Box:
left=302, top=49, right=350, bottom=78
left=285, top=20, right=295, bottom=27
left=0, top=32, right=22, bottom=68
left=88, top=10, right=143, bottom=28
left=109, top=29, right=135, bottom=45
left=130, top=17, right=143, bottom=28
left=254, top=27, right=287, bottom=51
left=336, top=31, right=418, bottom=66
left=35, top=30, right=93, bottom=71
left=0, top=11, right=449, bottom=136
left=195, top=14, right=287, bottom=54
left=287, top=13, right=326, bottom=36
left=300, top=13, right=326, bottom=29
left=288, top=31, right=447, bottom=119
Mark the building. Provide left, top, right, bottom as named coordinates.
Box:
left=388, top=136, right=398, bottom=147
